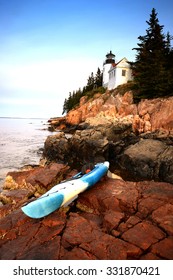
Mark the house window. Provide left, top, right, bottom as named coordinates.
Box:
left=122, top=69, right=126, bottom=76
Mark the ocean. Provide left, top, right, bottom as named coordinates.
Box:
left=0, top=117, right=56, bottom=189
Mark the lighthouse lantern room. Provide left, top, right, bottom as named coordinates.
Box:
left=102, top=51, right=115, bottom=88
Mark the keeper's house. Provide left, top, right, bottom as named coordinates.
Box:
left=102, top=51, right=133, bottom=90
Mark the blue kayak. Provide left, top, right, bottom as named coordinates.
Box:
left=21, top=161, right=109, bottom=218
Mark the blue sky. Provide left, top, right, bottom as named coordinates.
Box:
left=0, top=0, right=173, bottom=118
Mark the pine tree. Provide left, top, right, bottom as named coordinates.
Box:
left=95, top=67, right=102, bottom=87
left=165, top=32, right=173, bottom=95
left=132, top=8, right=169, bottom=100
left=84, top=72, right=94, bottom=92
left=62, top=98, right=68, bottom=114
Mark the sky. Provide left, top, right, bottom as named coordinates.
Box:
left=0, top=0, right=173, bottom=118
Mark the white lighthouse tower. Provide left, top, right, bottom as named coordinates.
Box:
left=102, top=51, right=115, bottom=88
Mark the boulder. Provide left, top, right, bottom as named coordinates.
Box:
left=118, top=139, right=173, bottom=183
left=43, top=133, right=70, bottom=162
left=44, top=120, right=132, bottom=167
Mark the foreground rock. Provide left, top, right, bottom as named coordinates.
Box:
left=0, top=171, right=173, bottom=260
left=0, top=163, right=70, bottom=219
left=118, top=138, right=173, bottom=183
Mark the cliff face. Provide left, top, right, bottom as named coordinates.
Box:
left=64, top=90, right=173, bottom=134
left=46, top=90, right=173, bottom=183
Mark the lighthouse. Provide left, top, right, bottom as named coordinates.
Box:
left=102, top=51, right=115, bottom=88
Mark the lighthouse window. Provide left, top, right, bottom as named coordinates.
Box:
left=122, top=70, right=126, bottom=76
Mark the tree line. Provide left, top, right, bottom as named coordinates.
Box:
left=62, top=68, right=103, bottom=114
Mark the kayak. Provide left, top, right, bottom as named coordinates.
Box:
left=21, top=161, right=109, bottom=218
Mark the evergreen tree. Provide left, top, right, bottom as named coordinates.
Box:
left=132, top=8, right=170, bottom=100
left=87, top=72, right=95, bottom=91
left=95, top=67, right=103, bottom=87
left=62, top=98, right=68, bottom=114
left=165, top=32, right=173, bottom=93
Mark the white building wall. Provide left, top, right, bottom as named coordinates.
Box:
left=102, top=63, right=111, bottom=88
left=115, top=67, right=128, bottom=87
left=108, top=59, right=133, bottom=90
left=108, top=68, right=116, bottom=90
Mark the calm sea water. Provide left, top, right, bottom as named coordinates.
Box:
left=0, top=118, right=56, bottom=189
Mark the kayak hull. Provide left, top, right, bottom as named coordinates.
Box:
left=21, top=161, right=109, bottom=218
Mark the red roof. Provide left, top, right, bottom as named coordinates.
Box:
left=111, top=63, right=117, bottom=67
left=111, top=58, right=127, bottom=68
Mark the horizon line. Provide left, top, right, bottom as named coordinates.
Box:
left=0, top=116, right=48, bottom=120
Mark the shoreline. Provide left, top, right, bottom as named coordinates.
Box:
left=0, top=118, right=56, bottom=190
left=0, top=116, right=49, bottom=121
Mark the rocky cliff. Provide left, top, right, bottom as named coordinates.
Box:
left=45, top=90, right=173, bottom=183
left=49, top=90, right=173, bottom=135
